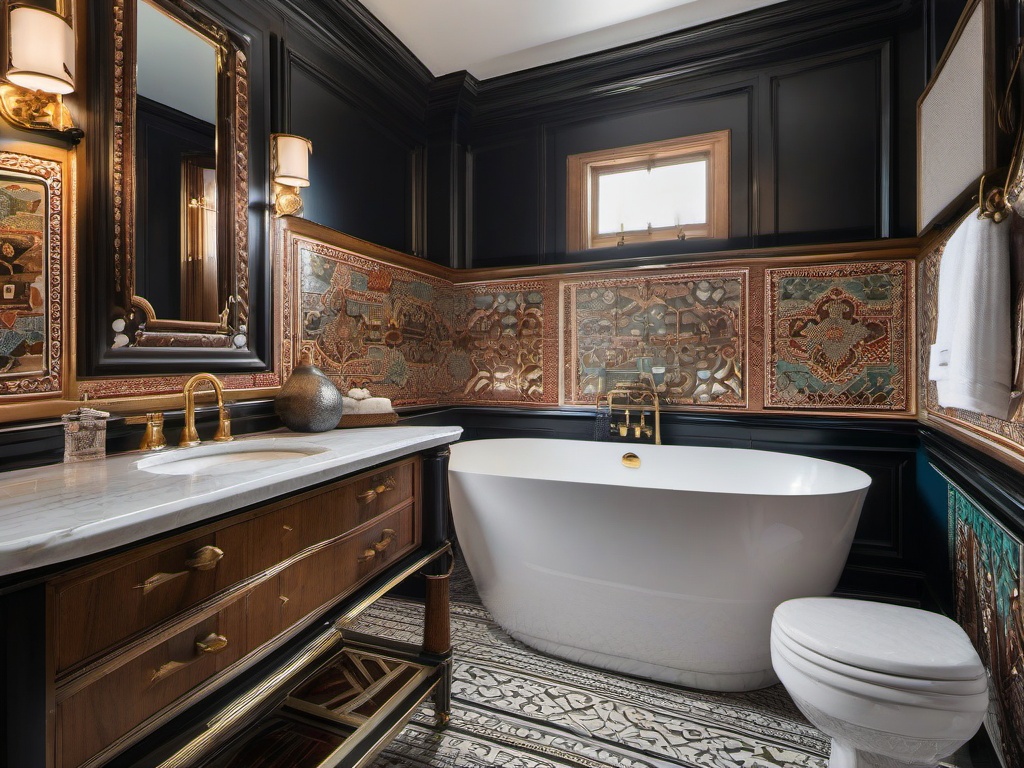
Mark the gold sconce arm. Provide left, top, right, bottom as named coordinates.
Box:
left=0, top=2, right=83, bottom=143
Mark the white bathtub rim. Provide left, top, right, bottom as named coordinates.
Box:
left=510, top=628, right=781, bottom=692
left=448, top=438, right=872, bottom=498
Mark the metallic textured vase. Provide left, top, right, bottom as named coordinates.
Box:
left=275, top=358, right=344, bottom=432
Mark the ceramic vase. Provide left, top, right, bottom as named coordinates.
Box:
left=275, top=354, right=344, bottom=432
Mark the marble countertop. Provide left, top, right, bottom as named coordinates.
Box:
left=0, top=426, right=462, bottom=578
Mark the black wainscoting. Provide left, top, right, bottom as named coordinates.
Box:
left=401, top=407, right=925, bottom=604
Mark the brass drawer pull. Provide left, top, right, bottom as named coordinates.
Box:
left=135, top=546, right=225, bottom=594
left=150, top=633, right=229, bottom=683
left=185, top=545, right=225, bottom=571
left=357, top=528, right=397, bottom=563
left=357, top=477, right=396, bottom=504
left=195, top=632, right=229, bottom=654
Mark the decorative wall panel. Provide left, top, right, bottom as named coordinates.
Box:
left=291, top=239, right=453, bottom=407
left=449, top=281, right=559, bottom=405
left=950, top=485, right=1024, bottom=768
left=280, top=221, right=913, bottom=417
left=0, top=152, right=65, bottom=401
left=285, top=236, right=557, bottom=408
left=766, top=261, right=911, bottom=410
left=561, top=271, right=746, bottom=408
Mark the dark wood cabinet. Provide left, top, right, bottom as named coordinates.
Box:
left=2, top=448, right=454, bottom=768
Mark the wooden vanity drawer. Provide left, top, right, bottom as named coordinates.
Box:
left=248, top=457, right=418, bottom=573
left=249, top=501, right=419, bottom=651
left=56, top=597, right=246, bottom=768
left=52, top=522, right=249, bottom=674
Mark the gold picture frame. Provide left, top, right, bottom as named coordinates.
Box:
left=0, top=148, right=66, bottom=402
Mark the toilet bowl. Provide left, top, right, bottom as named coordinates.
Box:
left=770, top=598, right=989, bottom=768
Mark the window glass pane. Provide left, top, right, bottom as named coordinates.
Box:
left=596, top=159, right=707, bottom=234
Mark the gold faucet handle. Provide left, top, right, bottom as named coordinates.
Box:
left=140, top=412, right=167, bottom=451
left=213, top=404, right=233, bottom=443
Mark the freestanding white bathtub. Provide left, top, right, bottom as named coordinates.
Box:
left=448, top=438, right=871, bottom=692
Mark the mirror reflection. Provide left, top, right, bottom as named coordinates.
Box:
left=134, top=0, right=221, bottom=325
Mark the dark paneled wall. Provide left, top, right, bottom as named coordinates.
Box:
left=446, top=0, right=924, bottom=269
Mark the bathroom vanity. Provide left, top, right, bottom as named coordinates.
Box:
left=0, top=426, right=462, bottom=768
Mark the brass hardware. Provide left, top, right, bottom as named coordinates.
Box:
left=596, top=383, right=661, bottom=445
left=0, top=84, right=83, bottom=143
left=195, top=633, right=229, bottom=654
left=357, top=528, right=397, bottom=563
left=282, top=524, right=293, bottom=532
left=185, top=545, right=224, bottom=571
left=140, top=412, right=167, bottom=451
left=279, top=595, right=289, bottom=605
left=357, top=477, right=395, bottom=504
left=622, top=452, right=641, bottom=468
left=150, top=632, right=228, bottom=682
left=180, top=373, right=233, bottom=447
left=136, top=545, right=224, bottom=593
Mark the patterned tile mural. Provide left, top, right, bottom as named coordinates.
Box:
left=562, top=271, right=746, bottom=408
left=449, top=282, right=559, bottom=405
left=766, top=261, right=910, bottom=410
left=0, top=152, right=64, bottom=400
left=296, top=241, right=454, bottom=407
left=288, top=238, right=556, bottom=407
left=950, top=485, right=1024, bottom=768
left=280, top=224, right=912, bottom=416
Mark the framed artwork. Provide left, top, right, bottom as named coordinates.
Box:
left=0, top=150, right=65, bottom=400
left=917, top=0, right=997, bottom=235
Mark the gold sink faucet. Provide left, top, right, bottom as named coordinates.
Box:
left=180, top=373, right=233, bottom=447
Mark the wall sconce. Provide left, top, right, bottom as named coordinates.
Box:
left=271, top=133, right=312, bottom=217
left=0, top=1, right=83, bottom=143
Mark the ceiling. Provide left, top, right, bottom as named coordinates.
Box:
left=356, top=0, right=787, bottom=81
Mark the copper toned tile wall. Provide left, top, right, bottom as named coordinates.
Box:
left=561, top=271, right=746, bottom=408
left=281, top=223, right=914, bottom=416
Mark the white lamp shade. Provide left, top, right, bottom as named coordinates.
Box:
left=7, top=5, right=76, bottom=95
left=273, top=134, right=312, bottom=187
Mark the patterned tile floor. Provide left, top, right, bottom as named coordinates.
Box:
left=353, top=562, right=999, bottom=768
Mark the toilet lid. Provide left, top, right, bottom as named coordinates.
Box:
left=773, top=598, right=985, bottom=682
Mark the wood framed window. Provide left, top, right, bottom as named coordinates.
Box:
left=567, top=130, right=730, bottom=251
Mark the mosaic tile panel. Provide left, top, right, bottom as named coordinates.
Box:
left=295, top=241, right=453, bottom=407
left=449, top=280, right=558, bottom=405
left=562, top=271, right=746, bottom=408
left=950, top=486, right=1024, bottom=768
left=0, top=152, right=64, bottom=400
left=766, top=261, right=910, bottom=410
left=289, top=239, right=554, bottom=408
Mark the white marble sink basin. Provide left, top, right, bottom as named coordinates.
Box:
left=137, top=439, right=329, bottom=476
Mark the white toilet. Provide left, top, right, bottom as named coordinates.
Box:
left=771, top=597, right=989, bottom=768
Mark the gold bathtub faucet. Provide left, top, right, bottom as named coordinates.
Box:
left=596, top=383, right=661, bottom=445
left=180, top=373, right=233, bottom=447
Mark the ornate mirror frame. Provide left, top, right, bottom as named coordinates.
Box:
left=80, top=0, right=270, bottom=375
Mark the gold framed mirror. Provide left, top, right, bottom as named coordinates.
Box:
left=110, top=0, right=250, bottom=349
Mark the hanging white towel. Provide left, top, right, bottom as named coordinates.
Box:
left=929, top=208, right=1013, bottom=419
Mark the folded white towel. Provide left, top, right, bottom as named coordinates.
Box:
left=929, top=209, right=1013, bottom=418
left=356, top=397, right=395, bottom=415
left=342, top=395, right=394, bottom=414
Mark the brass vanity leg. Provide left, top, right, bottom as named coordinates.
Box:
left=424, top=566, right=452, bottom=726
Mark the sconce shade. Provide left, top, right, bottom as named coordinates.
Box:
left=273, top=134, right=312, bottom=187
left=6, top=5, right=76, bottom=95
